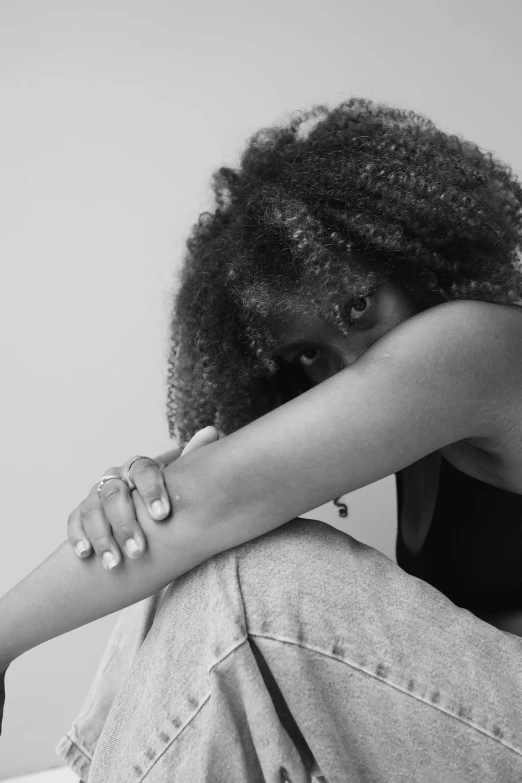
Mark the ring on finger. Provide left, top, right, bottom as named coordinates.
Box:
left=97, top=474, right=128, bottom=497
left=125, top=455, right=160, bottom=491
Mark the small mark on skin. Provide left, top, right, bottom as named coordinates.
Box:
left=332, top=641, right=345, bottom=658
left=430, top=691, right=441, bottom=704
left=213, top=645, right=221, bottom=660
left=458, top=705, right=472, bottom=721
left=171, top=716, right=182, bottom=729
left=159, top=731, right=170, bottom=743
left=493, top=725, right=504, bottom=739
left=188, top=695, right=198, bottom=710
left=260, top=619, right=270, bottom=634
left=375, top=663, right=388, bottom=679
left=133, top=766, right=143, bottom=776
left=407, top=679, right=415, bottom=692
left=145, top=748, right=155, bottom=761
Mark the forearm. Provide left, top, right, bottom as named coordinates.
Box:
left=1, top=400, right=312, bottom=667
left=0, top=490, right=210, bottom=667
left=1, top=314, right=472, bottom=667
left=0, top=377, right=333, bottom=668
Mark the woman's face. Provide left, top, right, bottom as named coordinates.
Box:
left=275, top=280, right=421, bottom=386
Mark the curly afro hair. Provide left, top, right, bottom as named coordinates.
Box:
left=166, top=97, right=522, bottom=451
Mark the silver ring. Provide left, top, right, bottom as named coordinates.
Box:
left=97, top=474, right=128, bottom=497
left=125, top=455, right=158, bottom=491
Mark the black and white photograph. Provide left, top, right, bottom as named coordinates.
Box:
left=1, top=1, right=522, bottom=781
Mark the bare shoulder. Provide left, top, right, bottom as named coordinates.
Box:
left=430, top=297, right=522, bottom=334
left=399, top=298, right=522, bottom=355
left=385, top=298, right=522, bottom=388
left=424, top=298, right=522, bottom=395
left=417, top=300, right=522, bottom=491
left=358, top=297, right=522, bottom=488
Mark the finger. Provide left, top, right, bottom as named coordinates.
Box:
left=79, top=489, right=123, bottom=571
left=181, top=426, right=220, bottom=457
left=127, top=458, right=171, bottom=521
left=67, top=506, right=93, bottom=558
left=97, top=475, right=147, bottom=560
left=153, top=446, right=183, bottom=469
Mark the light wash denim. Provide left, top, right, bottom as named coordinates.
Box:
left=55, top=518, right=522, bottom=782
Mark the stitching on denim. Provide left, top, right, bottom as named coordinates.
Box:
left=142, top=638, right=253, bottom=782
left=249, top=632, right=522, bottom=759
left=139, top=634, right=315, bottom=783
left=137, top=693, right=211, bottom=783
left=208, top=635, right=251, bottom=675
left=136, top=634, right=251, bottom=782
left=57, top=731, right=93, bottom=763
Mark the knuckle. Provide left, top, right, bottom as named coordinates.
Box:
left=100, top=484, right=124, bottom=504
left=90, top=532, right=112, bottom=550
left=80, top=504, right=99, bottom=525
left=110, top=518, right=134, bottom=537
left=132, top=460, right=154, bottom=477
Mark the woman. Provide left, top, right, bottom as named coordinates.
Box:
left=2, top=97, right=522, bottom=781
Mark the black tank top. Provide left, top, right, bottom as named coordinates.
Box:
left=396, top=455, right=522, bottom=614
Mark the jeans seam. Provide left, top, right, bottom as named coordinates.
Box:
left=138, top=636, right=253, bottom=782
left=137, top=557, right=252, bottom=783
left=138, top=692, right=212, bottom=783
left=57, top=730, right=94, bottom=764
left=249, top=631, right=522, bottom=760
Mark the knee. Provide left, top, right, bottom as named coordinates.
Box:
left=234, top=516, right=345, bottom=570
left=227, top=517, right=381, bottom=628
left=234, top=516, right=367, bottom=577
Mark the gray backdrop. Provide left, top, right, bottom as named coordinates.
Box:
left=1, top=0, right=521, bottom=777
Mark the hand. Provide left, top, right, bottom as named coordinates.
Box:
left=67, top=426, right=220, bottom=571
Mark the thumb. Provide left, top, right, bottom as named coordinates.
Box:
left=181, top=426, right=220, bottom=457
left=153, top=445, right=184, bottom=469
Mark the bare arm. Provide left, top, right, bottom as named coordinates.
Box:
left=0, top=300, right=518, bottom=667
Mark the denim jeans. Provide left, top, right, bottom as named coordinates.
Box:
left=55, top=518, right=522, bottom=782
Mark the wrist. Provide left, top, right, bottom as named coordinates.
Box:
left=163, top=444, right=221, bottom=524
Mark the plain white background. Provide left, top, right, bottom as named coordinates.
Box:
left=1, top=0, right=521, bottom=777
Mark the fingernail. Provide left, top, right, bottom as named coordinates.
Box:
left=102, top=552, right=118, bottom=571
left=151, top=500, right=166, bottom=519
left=76, top=540, right=89, bottom=556
left=125, top=538, right=141, bottom=557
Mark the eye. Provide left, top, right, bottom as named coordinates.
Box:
left=296, top=347, right=320, bottom=367
left=347, top=295, right=372, bottom=324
